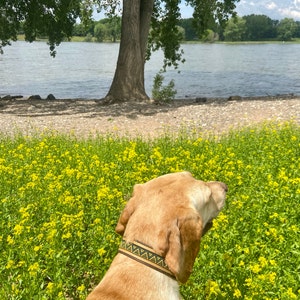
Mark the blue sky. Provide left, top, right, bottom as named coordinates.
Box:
left=94, top=1, right=300, bottom=21
left=180, top=1, right=300, bottom=20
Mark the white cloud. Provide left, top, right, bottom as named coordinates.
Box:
left=235, top=0, right=300, bottom=20
left=279, top=7, right=300, bottom=19
left=266, top=2, right=277, bottom=10
left=294, top=0, right=300, bottom=9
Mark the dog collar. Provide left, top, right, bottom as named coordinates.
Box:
left=118, top=239, right=176, bottom=280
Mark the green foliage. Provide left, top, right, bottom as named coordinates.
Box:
left=98, top=17, right=121, bottom=42
left=277, top=18, right=298, bottom=41
left=0, top=0, right=81, bottom=56
left=1, top=0, right=238, bottom=58
left=0, top=121, right=299, bottom=299
left=0, top=1, right=20, bottom=52
left=72, top=17, right=121, bottom=43
left=94, top=23, right=107, bottom=42
left=224, top=16, right=246, bottom=41
left=223, top=14, right=300, bottom=42
left=178, top=18, right=198, bottom=40
left=72, top=22, right=94, bottom=37
left=149, top=2, right=185, bottom=70
left=201, top=29, right=218, bottom=42
left=84, top=33, right=94, bottom=42
left=190, top=0, right=238, bottom=40
left=148, top=0, right=238, bottom=70
left=151, top=72, right=177, bottom=103
left=243, top=14, right=277, bottom=40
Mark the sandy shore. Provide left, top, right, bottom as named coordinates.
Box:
left=0, top=96, right=299, bottom=138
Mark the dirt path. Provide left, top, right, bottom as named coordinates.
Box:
left=0, top=97, right=299, bottom=138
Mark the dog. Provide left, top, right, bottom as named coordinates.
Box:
left=86, top=171, right=228, bottom=300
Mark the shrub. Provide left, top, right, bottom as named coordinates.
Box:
left=152, top=72, right=177, bottom=103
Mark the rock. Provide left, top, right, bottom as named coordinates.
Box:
left=28, top=95, right=42, bottom=100
left=228, top=95, right=242, bottom=101
left=0, top=95, right=23, bottom=101
left=46, top=94, right=56, bottom=100
left=2, top=95, right=12, bottom=100
left=195, top=97, right=207, bottom=103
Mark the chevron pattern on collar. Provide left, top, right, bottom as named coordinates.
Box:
left=118, top=239, right=176, bottom=280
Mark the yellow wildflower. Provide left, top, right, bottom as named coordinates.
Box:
left=233, top=289, right=242, bottom=298
left=7, top=235, right=14, bottom=245
left=258, top=256, right=268, bottom=268
left=250, top=264, right=261, bottom=274
left=206, top=280, right=220, bottom=296
left=77, top=284, right=85, bottom=292
left=6, top=259, right=14, bottom=269
left=98, top=247, right=106, bottom=257
left=28, top=262, right=39, bottom=276
left=46, top=282, right=54, bottom=292
left=34, top=245, right=42, bottom=252
left=13, top=224, right=24, bottom=235
left=286, top=288, right=297, bottom=299
left=238, top=260, right=245, bottom=267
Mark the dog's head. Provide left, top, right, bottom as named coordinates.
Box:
left=115, top=171, right=228, bottom=283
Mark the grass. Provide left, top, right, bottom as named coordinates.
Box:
left=1, top=121, right=299, bottom=299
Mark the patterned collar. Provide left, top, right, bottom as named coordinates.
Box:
left=118, top=239, right=176, bottom=280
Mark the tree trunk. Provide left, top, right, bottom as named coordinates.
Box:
left=104, top=0, right=154, bottom=103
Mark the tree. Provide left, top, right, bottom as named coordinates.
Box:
left=178, top=18, right=198, bottom=40
left=201, top=29, right=218, bottom=42
left=73, top=22, right=95, bottom=37
left=295, top=21, right=300, bottom=38
left=0, top=0, right=239, bottom=103
left=94, top=23, right=107, bottom=41
left=243, top=14, right=276, bottom=40
left=224, top=16, right=246, bottom=41
left=99, top=17, right=121, bottom=42
left=277, top=18, right=297, bottom=41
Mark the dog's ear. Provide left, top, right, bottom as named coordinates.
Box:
left=165, top=209, right=203, bottom=283
left=115, top=184, right=143, bottom=236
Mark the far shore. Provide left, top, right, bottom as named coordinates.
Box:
left=16, top=34, right=300, bottom=44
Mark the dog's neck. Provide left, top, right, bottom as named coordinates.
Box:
left=118, top=239, right=176, bottom=280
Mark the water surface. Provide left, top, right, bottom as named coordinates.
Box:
left=0, top=42, right=299, bottom=99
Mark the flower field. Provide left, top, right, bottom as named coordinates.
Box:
left=1, top=121, right=299, bottom=299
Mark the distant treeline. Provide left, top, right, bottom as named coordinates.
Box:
left=181, top=15, right=300, bottom=42
left=222, top=15, right=300, bottom=42
left=18, top=14, right=300, bottom=43
left=72, top=17, right=121, bottom=42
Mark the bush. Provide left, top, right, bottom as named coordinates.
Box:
left=84, top=33, right=93, bottom=42
left=152, top=72, right=177, bottom=103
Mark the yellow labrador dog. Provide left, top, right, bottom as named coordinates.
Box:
left=86, top=171, right=228, bottom=300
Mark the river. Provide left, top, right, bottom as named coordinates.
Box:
left=0, top=41, right=299, bottom=99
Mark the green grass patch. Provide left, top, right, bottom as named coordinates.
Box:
left=1, top=122, right=299, bottom=299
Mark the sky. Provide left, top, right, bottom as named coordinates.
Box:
left=180, top=0, right=300, bottom=20
left=94, top=1, right=300, bottom=21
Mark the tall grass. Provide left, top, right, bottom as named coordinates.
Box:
left=1, top=121, right=299, bottom=299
